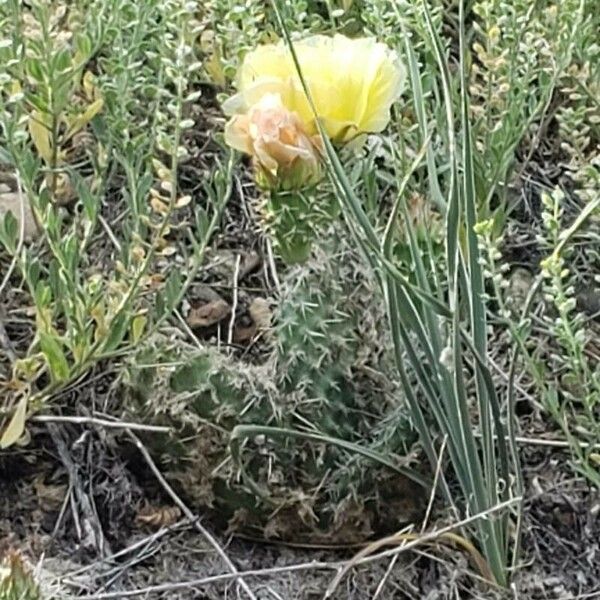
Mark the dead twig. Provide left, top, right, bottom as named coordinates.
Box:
left=125, top=429, right=258, bottom=600
left=63, top=520, right=187, bottom=581
left=324, top=497, right=522, bottom=598
left=47, top=423, right=112, bottom=557
left=422, top=435, right=449, bottom=532
left=76, top=560, right=338, bottom=599
left=227, top=253, right=241, bottom=349
left=32, top=414, right=171, bottom=433
left=265, top=238, right=281, bottom=295
left=474, top=432, right=600, bottom=451
left=371, top=554, right=399, bottom=600
left=174, top=308, right=204, bottom=350
left=52, top=482, right=73, bottom=538
left=97, top=214, right=122, bottom=252
left=77, top=498, right=521, bottom=600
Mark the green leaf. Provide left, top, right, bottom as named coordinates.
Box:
left=163, top=270, right=183, bottom=314
left=28, top=111, right=53, bottom=163
left=40, top=333, right=70, bottom=382
left=25, top=258, right=41, bottom=289
left=102, top=313, right=129, bottom=353
left=131, top=313, right=147, bottom=344
left=0, top=210, right=18, bottom=252
left=34, top=281, right=52, bottom=308
left=25, top=58, right=45, bottom=83
left=195, top=206, right=210, bottom=239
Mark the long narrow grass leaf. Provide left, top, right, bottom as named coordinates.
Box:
left=230, top=425, right=431, bottom=491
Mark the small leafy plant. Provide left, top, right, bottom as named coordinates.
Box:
left=0, top=0, right=225, bottom=446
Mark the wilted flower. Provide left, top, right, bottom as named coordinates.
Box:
left=224, top=93, right=323, bottom=190
left=223, top=34, right=404, bottom=143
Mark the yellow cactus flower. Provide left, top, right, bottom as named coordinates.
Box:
left=223, top=34, right=405, bottom=144
left=225, top=93, right=323, bottom=190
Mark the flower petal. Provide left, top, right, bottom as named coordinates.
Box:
left=226, top=34, right=404, bottom=143
left=224, top=114, right=253, bottom=154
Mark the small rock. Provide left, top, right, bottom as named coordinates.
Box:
left=233, top=315, right=257, bottom=343
left=187, top=299, right=230, bottom=329
left=507, top=267, right=535, bottom=312
left=189, top=283, right=224, bottom=304
left=208, top=249, right=262, bottom=281
left=232, top=298, right=273, bottom=343
left=576, top=286, right=600, bottom=317
left=240, top=251, right=261, bottom=279
left=249, top=297, right=272, bottom=331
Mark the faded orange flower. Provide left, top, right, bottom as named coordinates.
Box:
left=224, top=93, right=323, bottom=190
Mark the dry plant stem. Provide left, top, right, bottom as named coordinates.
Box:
left=227, top=253, right=241, bottom=348
left=266, top=588, right=286, bottom=600
left=125, top=429, right=258, bottom=600
left=473, top=432, right=600, bottom=451
left=97, top=214, right=122, bottom=252
left=174, top=309, right=203, bottom=350
left=52, top=482, right=73, bottom=538
left=422, top=436, right=448, bottom=532
left=371, top=554, right=399, bottom=600
left=266, top=238, right=282, bottom=294
left=77, top=561, right=338, bottom=600
left=98, top=537, right=168, bottom=593
left=63, top=521, right=187, bottom=581
left=78, top=498, right=520, bottom=600
left=47, top=423, right=112, bottom=556
left=323, top=497, right=522, bottom=598
left=31, top=415, right=171, bottom=433
left=69, top=488, right=82, bottom=541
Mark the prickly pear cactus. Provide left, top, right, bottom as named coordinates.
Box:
left=0, top=552, right=41, bottom=600
left=259, top=188, right=339, bottom=264
left=126, top=229, right=422, bottom=542
left=274, top=234, right=396, bottom=442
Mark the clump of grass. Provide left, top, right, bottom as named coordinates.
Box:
left=272, top=0, right=524, bottom=586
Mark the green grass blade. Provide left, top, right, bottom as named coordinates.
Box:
left=230, top=425, right=431, bottom=491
